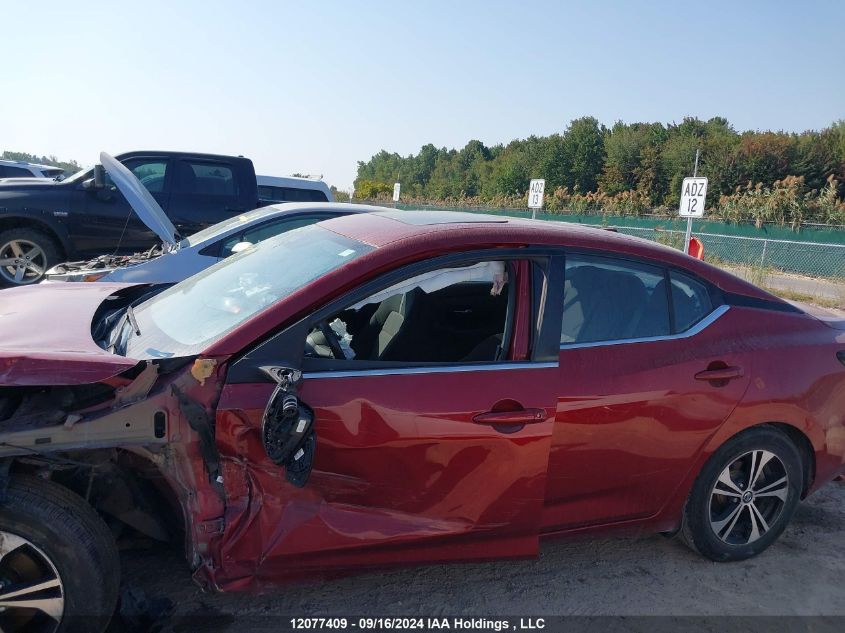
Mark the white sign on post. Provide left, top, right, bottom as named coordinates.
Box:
left=679, top=177, right=707, bottom=218
left=392, top=183, right=401, bottom=202
left=528, top=179, right=545, bottom=216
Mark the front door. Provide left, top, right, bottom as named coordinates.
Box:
left=77, top=156, right=172, bottom=255
left=214, top=255, right=560, bottom=582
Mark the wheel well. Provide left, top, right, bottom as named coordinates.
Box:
left=6, top=449, right=186, bottom=544
left=0, top=217, right=67, bottom=259
left=762, top=422, right=816, bottom=497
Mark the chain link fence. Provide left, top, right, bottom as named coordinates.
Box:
left=386, top=203, right=845, bottom=283
left=609, top=226, right=845, bottom=281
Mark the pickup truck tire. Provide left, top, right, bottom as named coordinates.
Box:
left=0, top=228, right=62, bottom=286
left=0, top=475, right=120, bottom=632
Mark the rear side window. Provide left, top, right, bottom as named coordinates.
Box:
left=220, top=215, right=331, bottom=257
left=670, top=271, right=712, bottom=331
left=0, top=165, right=35, bottom=177
left=177, top=161, right=237, bottom=196
left=561, top=255, right=670, bottom=344
left=258, top=185, right=328, bottom=202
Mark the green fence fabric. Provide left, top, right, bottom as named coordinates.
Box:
left=391, top=204, right=845, bottom=279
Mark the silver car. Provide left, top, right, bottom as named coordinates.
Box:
left=46, top=153, right=372, bottom=284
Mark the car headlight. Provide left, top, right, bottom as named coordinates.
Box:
left=45, top=270, right=110, bottom=283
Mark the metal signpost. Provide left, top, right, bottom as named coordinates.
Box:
left=528, top=179, right=545, bottom=219
left=680, top=149, right=707, bottom=254
left=392, top=183, right=401, bottom=203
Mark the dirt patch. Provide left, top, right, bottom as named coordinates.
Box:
left=112, top=481, right=845, bottom=629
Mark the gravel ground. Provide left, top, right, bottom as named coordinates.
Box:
left=111, top=480, right=845, bottom=631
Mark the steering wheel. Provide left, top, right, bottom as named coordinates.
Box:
left=318, top=320, right=347, bottom=360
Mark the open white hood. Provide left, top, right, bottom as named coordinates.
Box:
left=100, top=152, right=179, bottom=249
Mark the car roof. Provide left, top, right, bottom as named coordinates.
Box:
left=319, top=209, right=786, bottom=302
left=321, top=209, right=669, bottom=251
left=114, top=150, right=251, bottom=162
left=180, top=202, right=376, bottom=247
left=256, top=175, right=331, bottom=190
left=258, top=201, right=379, bottom=216
left=0, top=159, right=58, bottom=171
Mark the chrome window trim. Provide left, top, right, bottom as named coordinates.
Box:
left=304, top=361, right=558, bottom=380
left=559, top=304, right=730, bottom=351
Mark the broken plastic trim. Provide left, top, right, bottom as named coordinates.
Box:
left=260, top=366, right=315, bottom=488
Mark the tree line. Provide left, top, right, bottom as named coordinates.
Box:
left=354, top=117, right=845, bottom=227
left=1, top=151, right=82, bottom=175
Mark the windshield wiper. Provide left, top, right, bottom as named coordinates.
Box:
left=126, top=304, right=141, bottom=336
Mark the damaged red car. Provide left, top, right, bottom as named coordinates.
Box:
left=1, top=210, right=844, bottom=632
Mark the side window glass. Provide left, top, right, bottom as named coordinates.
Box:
left=0, top=165, right=35, bottom=177
left=285, top=188, right=328, bottom=202
left=111, top=159, right=169, bottom=193
left=305, top=261, right=512, bottom=364
left=176, top=161, right=237, bottom=196
left=220, top=216, right=327, bottom=257
left=259, top=186, right=328, bottom=202
left=561, top=255, right=669, bottom=344
left=670, top=271, right=712, bottom=331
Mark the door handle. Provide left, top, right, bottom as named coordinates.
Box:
left=694, top=366, right=744, bottom=381
left=473, top=408, right=548, bottom=425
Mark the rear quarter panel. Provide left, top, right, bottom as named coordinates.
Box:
left=707, top=309, right=845, bottom=488
left=654, top=307, right=845, bottom=529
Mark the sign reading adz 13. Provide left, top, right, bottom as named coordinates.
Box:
left=679, top=177, right=707, bottom=218
left=528, top=179, right=545, bottom=209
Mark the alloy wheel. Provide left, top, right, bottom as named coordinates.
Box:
left=0, top=530, right=64, bottom=632
left=0, top=240, right=47, bottom=285
left=708, top=449, right=789, bottom=545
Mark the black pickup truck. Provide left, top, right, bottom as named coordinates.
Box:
left=0, top=151, right=263, bottom=285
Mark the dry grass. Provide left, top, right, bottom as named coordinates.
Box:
left=762, top=286, right=844, bottom=310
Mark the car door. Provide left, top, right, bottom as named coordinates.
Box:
left=168, top=158, right=244, bottom=236
left=214, top=253, right=561, bottom=579
left=77, top=156, right=172, bottom=255
left=541, top=253, right=752, bottom=532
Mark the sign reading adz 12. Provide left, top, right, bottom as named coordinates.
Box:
left=679, top=177, right=707, bottom=218
left=528, top=179, right=545, bottom=209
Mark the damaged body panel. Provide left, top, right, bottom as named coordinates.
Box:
left=0, top=354, right=229, bottom=568
left=0, top=283, right=141, bottom=385
left=1, top=209, right=844, bottom=622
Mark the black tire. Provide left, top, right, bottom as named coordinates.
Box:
left=0, top=475, right=120, bottom=632
left=681, top=426, right=802, bottom=562
left=0, top=228, right=62, bottom=286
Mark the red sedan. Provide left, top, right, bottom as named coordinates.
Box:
left=0, top=210, right=843, bottom=631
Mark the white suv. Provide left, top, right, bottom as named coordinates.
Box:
left=0, top=159, right=65, bottom=179
left=257, top=174, right=334, bottom=202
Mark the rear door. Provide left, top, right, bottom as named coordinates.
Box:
left=168, top=158, right=245, bottom=236
left=214, top=253, right=561, bottom=579
left=541, top=253, right=752, bottom=531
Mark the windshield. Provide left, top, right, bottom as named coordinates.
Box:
left=122, top=224, right=371, bottom=359
left=61, top=165, right=93, bottom=184
left=179, top=207, right=276, bottom=248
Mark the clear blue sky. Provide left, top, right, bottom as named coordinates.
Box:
left=2, top=0, right=843, bottom=189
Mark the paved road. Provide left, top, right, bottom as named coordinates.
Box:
left=111, top=480, right=845, bottom=631
left=723, top=265, right=845, bottom=306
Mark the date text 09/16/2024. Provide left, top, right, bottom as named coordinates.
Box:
left=289, top=618, right=547, bottom=631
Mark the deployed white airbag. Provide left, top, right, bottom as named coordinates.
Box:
left=353, top=261, right=507, bottom=309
